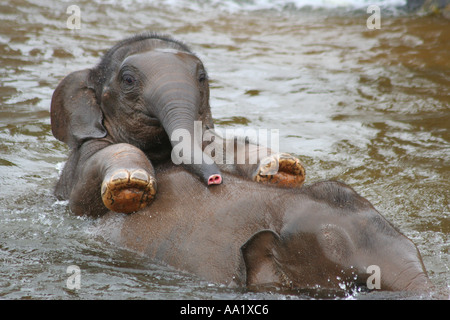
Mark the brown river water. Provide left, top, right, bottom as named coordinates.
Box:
left=0, top=0, right=448, bottom=299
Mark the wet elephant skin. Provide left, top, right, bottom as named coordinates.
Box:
left=97, top=164, right=432, bottom=292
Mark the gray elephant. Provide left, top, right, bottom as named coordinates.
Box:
left=51, top=33, right=432, bottom=293
left=97, top=167, right=432, bottom=292
left=51, top=33, right=305, bottom=216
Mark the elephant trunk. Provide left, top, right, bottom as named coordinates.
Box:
left=159, top=101, right=222, bottom=186
left=370, top=245, right=433, bottom=292
left=404, top=272, right=433, bottom=292
left=383, top=262, right=432, bottom=292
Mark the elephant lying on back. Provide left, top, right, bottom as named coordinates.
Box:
left=97, top=165, right=431, bottom=292
left=51, top=33, right=432, bottom=293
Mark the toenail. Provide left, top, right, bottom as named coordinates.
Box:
left=130, top=170, right=149, bottom=182
left=111, top=171, right=128, bottom=181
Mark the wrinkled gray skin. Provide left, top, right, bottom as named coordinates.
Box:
left=98, top=165, right=432, bottom=293
left=51, top=33, right=432, bottom=293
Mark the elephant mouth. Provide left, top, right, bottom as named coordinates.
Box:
left=141, top=113, right=163, bottom=128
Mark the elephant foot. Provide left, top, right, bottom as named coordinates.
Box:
left=101, top=169, right=157, bottom=214
left=253, top=153, right=305, bottom=188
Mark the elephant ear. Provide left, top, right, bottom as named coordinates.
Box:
left=241, top=229, right=287, bottom=288
left=317, top=224, right=355, bottom=266
left=51, top=69, right=107, bottom=148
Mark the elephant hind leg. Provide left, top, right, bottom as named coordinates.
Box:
left=101, top=169, right=157, bottom=214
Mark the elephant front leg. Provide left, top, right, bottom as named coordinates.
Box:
left=70, top=143, right=157, bottom=216
left=101, top=167, right=156, bottom=214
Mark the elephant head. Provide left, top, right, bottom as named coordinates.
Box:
left=51, top=33, right=222, bottom=185
left=241, top=181, right=432, bottom=293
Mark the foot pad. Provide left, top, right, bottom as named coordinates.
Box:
left=101, top=169, right=157, bottom=214
left=254, top=153, right=305, bottom=188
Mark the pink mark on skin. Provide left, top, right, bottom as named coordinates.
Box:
left=208, top=174, right=222, bottom=185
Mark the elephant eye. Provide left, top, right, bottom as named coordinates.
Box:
left=122, top=74, right=136, bottom=86
left=198, top=71, right=207, bottom=83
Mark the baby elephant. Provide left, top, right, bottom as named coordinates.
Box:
left=51, top=33, right=305, bottom=216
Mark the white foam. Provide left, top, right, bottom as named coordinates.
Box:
left=93, top=0, right=408, bottom=13
left=162, top=0, right=406, bottom=13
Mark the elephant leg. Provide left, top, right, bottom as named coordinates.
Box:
left=228, top=137, right=306, bottom=188
left=251, top=152, right=305, bottom=188
left=101, top=168, right=156, bottom=214
left=70, top=143, right=156, bottom=216
left=206, top=132, right=305, bottom=188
